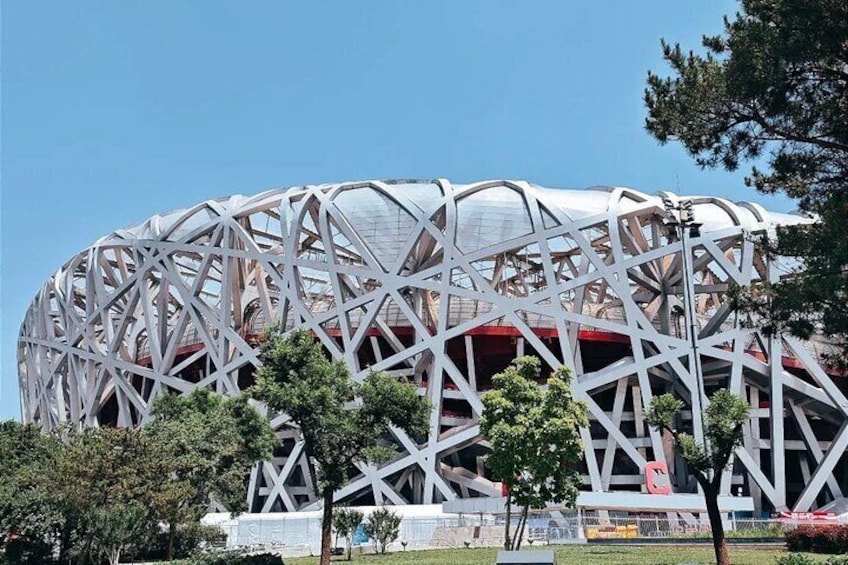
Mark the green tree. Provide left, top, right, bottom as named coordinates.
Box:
left=0, top=421, right=63, bottom=563
left=480, top=356, right=588, bottom=551
left=0, top=421, right=164, bottom=564
left=53, top=426, right=162, bottom=565
left=333, top=508, right=364, bottom=561
left=144, top=389, right=276, bottom=561
left=252, top=327, right=429, bottom=565
left=644, top=0, right=848, bottom=366
left=88, top=502, right=149, bottom=565
left=646, top=389, right=750, bottom=565
left=363, top=507, right=401, bottom=555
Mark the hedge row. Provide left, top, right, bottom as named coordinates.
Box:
left=785, top=524, right=848, bottom=554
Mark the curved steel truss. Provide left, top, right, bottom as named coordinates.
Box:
left=19, top=179, right=848, bottom=513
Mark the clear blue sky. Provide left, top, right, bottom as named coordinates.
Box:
left=1, top=1, right=794, bottom=421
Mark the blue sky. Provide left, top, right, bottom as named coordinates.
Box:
left=1, top=1, right=794, bottom=421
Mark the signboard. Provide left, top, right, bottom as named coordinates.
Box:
left=352, top=523, right=370, bottom=545
left=778, top=511, right=837, bottom=523
left=644, top=461, right=671, bottom=495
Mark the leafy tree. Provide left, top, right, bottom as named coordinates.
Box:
left=54, top=425, right=161, bottom=565
left=1, top=401, right=270, bottom=565
left=0, top=421, right=161, bottom=564
left=646, top=389, right=750, bottom=565
left=136, top=522, right=226, bottom=561
left=644, top=0, right=848, bottom=366
left=480, top=356, right=588, bottom=551
left=252, top=327, right=429, bottom=565
left=363, top=507, right=401, bottom=555
left=143, top=389, right=276, bottom=561
left=88, top=502, right=149, bottom=565
left=333, top=507, right=364, bottom=561
left=0, top=421, right=63, bottom=562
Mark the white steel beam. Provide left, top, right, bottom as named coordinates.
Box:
left=16, top=179, right=834, bottom=515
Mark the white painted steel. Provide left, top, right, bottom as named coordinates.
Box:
left=17, top=179, right=847, bottom=513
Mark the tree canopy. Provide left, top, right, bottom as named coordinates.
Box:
left=0, top=389, right=273, bottom=564
left=333, top=507, right=364, bottom=561
left=1, top=422, right=165, bottom=565
left=644, top=0, right=848, bottom=366
left=144, top=388, right=276, bottom=560
left=646, top=389, right=750, bottom=565
left=0, top=421, right=63, bottom=562
left=480, top=356, right=587, bottom=550
left=252, top=327, right=429, bottom=565
left=363, top=507, right=401, bottom=555
left=55, top=426, right=161, bottom=565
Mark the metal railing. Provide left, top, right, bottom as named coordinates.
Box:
left=218, top=513, right=792, bottom=557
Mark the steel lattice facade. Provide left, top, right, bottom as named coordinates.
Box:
left=18, top=179, right=848, bottom=514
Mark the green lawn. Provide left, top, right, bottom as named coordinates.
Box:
left=284, top=545, right=827, bottom=565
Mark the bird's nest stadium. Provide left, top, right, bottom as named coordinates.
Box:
left=18, top=179, right=848, bottom=515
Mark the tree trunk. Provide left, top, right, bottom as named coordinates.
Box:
left=510, top=511, right=522, bottom=550
left=518, top=505, right=530, bottom=549
left=703, top=483, right=730, bottom=565
left=346, top=533, right=353, bottom=561
left=514, top=505, right=529, bottom=550
left=504, top=491, right=512, bottom=550
left=167, top=521, right=177, bottom=561
left=320, top=487, right=334, bottom=565
left=58, top=518, right=73, bottom=563
left=80, top=533, right=95, bottom=565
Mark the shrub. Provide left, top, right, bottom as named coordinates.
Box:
left=2, top=537, right=54, bottom=564
left=364, top=507, right=401, bottom=555
left=334, top=507, right=364, bottom=561
left=824, top=556, right=848, bottom=565
left=133, top=523, right=226, bottom=561
left=190, top=551, right=282, bottom=565
left=775, top=554, right=817, bottom=565
left=785, top=524, right=848, bottom=554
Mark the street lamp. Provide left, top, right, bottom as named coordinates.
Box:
left=662, top=197, right=710, bottom=467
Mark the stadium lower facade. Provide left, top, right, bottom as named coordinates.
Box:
left=18, top=179, right=848, bottom=514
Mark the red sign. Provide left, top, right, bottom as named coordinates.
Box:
left=778, top=511, right=837, bottom=523
left=644, top=461, right=671, bottom=495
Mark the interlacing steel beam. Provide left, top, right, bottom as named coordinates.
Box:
left=18, top=180, right=846, bottom=513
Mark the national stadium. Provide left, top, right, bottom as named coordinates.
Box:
left=18, top=179, right=848, bottom=516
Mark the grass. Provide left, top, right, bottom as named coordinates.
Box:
left=284, top=545, right=831, bottom=565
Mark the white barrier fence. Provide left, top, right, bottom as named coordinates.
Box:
left=204, top=510, right=800, bottom=557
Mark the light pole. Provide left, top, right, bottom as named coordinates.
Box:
left=662, top=198, right=710, bottom=467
